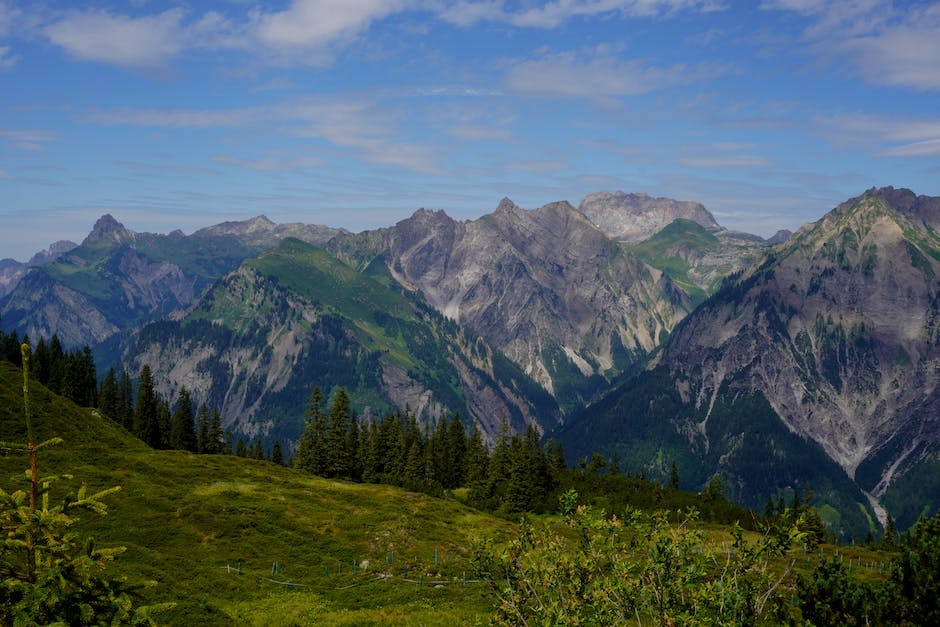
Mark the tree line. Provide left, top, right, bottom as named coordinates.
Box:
left=293, top=385, right=562, bottom=514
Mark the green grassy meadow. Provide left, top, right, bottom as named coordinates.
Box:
left=1, top=361, right=901, bottom=624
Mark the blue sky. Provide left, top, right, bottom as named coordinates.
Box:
left=2, top=0, right=940, bottom=261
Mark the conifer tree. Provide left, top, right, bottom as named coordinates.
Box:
left=326, top=388, right=352, bottom=478
left=881, top=514, right=898, bottom=550
left=444, top=413, right=468, bottom=489
left=134, top=365, right=161, bottom=447
left=119, top=369, right=134, bottom=430
left=98, top=367, right=121, bottom=423
left=295, top=386, right=327, bottom=474
left=207, top=406, right=225, bottom=454
left=346, top=415, right=362, bottom=481
left=464, top=424, right=490, bottom=487
left=196, top=404, right=210, bottom=453
left=169, top=387, right=197, bottom=452
left=668, top=460, right=680, bottom=490
left=271, top=441, right=284, bottom=466
left=156, top=397, right=171, bottom=449
left=359, top=420, right=380, bottom=483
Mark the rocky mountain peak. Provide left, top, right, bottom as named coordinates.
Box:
left=766, top=229, right=792, bottom=244
left=578, top=190, right=721, bottom=242
left=855, top=186, right=940, bottom=229
left=82, top=214, right=134, bottom=247
left=27, top=240, right=78, bottom=266
left=495, top=197, right=521, bottom=215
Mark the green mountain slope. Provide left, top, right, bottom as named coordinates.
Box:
left=559, top=188, right=940, bottom=540
left=119, top=238, right=559, bottom=447
left=0, top=361, right=513, bottom=625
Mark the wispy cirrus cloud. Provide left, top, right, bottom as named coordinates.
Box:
left=83, top=98, right=441, bottom=174
left=763, top=0, right=940, bottom=92
left=821, top=113, right=940, bottom=157
left=438, top=0, right=726, bottom=28
left=36, top=0, right=730, bottom=71
left=504, top=45, right=727, bottom=100
left=0, top=127, right=56, bottom=151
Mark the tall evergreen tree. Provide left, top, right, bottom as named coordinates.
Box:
left=464, top=424, right=490, bottom=487
left=196, top=404, right=210, bottom=453
left=668, top=460, right=680, bottom=490
left=271, top=441, right=284, bottom=466
left=98, top=367, right=121, bottom=423
left=295, top=386, right=327, bottom=474
left=119, top=369, right=135, bottom=430
left=47, top=334, right=65, bottom=394
left=169, top=387, right=197, bottom=452
left=207, top=407, right=225, bottom=454
left=326, top=388, right=351, bottom=478
left=133, top=365, right=161, bottom=447
left=156, top=397, right=171, bottom=449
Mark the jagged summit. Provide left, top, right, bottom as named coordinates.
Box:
left=851, top=186, right=940, bottom=229
left=82, top=214, right=134, bottom=247
left=578, top=191, right=721, bottom=242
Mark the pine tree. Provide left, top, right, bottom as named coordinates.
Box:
left=346, top=415, right=361, bottom=481
left=668, top=460, right=680, bottom=490
left=156, top=397, right=171, bottom=449
left=196, top=404, right=210, bottom=453
left=119, top=369, right=134, bottom=430
left=47, top=334, right=65, bottom=394
left=464, top=424, right=489, bottom=487
left=442, top=413, right=467, bottom=489
left=98, top=367, right=121, bottom=423
left=207, top=407, right=225, bottom=454
left=295, top=386, right=327, bottom=474
left=169, top=387, right=197, bottom=452
left=271, top=441, right=284, bottom=466
left=881, top=514, right=898, bottom=551
left=326, top=388, right=351, bottom=478
left=134, top=365, right=161, bottom=448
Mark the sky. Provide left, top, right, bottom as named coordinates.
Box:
left=1, top=0, right=940, bottom=261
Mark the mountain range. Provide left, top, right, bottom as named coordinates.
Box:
left=2, top=187, right=937, bottom=537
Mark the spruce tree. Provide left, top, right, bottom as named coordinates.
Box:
left=668, top=460, right=680, bottom=490
left=464, top=425, right=489, bottom=487
left=98, top=367, right=121, bottom=423
left=326, top=388, right=351, bottom=478
left=207, top=407, right=225, bottom=454
left=196, top=404, right=210, bottom=453
left=271, top=441, right=284, bottom=466
left=295, top=386, right=327, bottom=475
left=119, top=369, right=135, bottom=430
left=169, top=387, right=197, bottom=452
left=134, top=365, right=161, bottom=447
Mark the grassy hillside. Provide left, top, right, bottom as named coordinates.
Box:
left=0, top=361, right=513, bottom=624
left=2, top=361, right=907, bottom=624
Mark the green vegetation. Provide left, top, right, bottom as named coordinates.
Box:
left=1, top=358, right=930, bottom=625
left=628, top=218, right=721, bottom=304
left=0, top=361, right=513, bottom=624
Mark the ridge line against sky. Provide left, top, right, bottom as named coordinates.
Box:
left=1, top=0, right=939, bottom=261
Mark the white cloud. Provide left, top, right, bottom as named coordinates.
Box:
left=45, top=8, right=188, bottom=69
left=438, top=0, right=726, bottom=28
left=0, top=45, right=15, bottom=69
left=83, top=98, right=440, bottom=174
left=504, top=47, right=724, bottom=99
left=0, top=127, right=55, bottom=151
left=764, top=0, right=940, bottom=92
left=448, top=123, right=512, bottom=141
left=822, top=113, right=940, bottom=157
left=681, top=155, right=771, bottom=168
left=213, top=154, right=323, bottom=172
left=256, top=0, right=411, bottom=50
